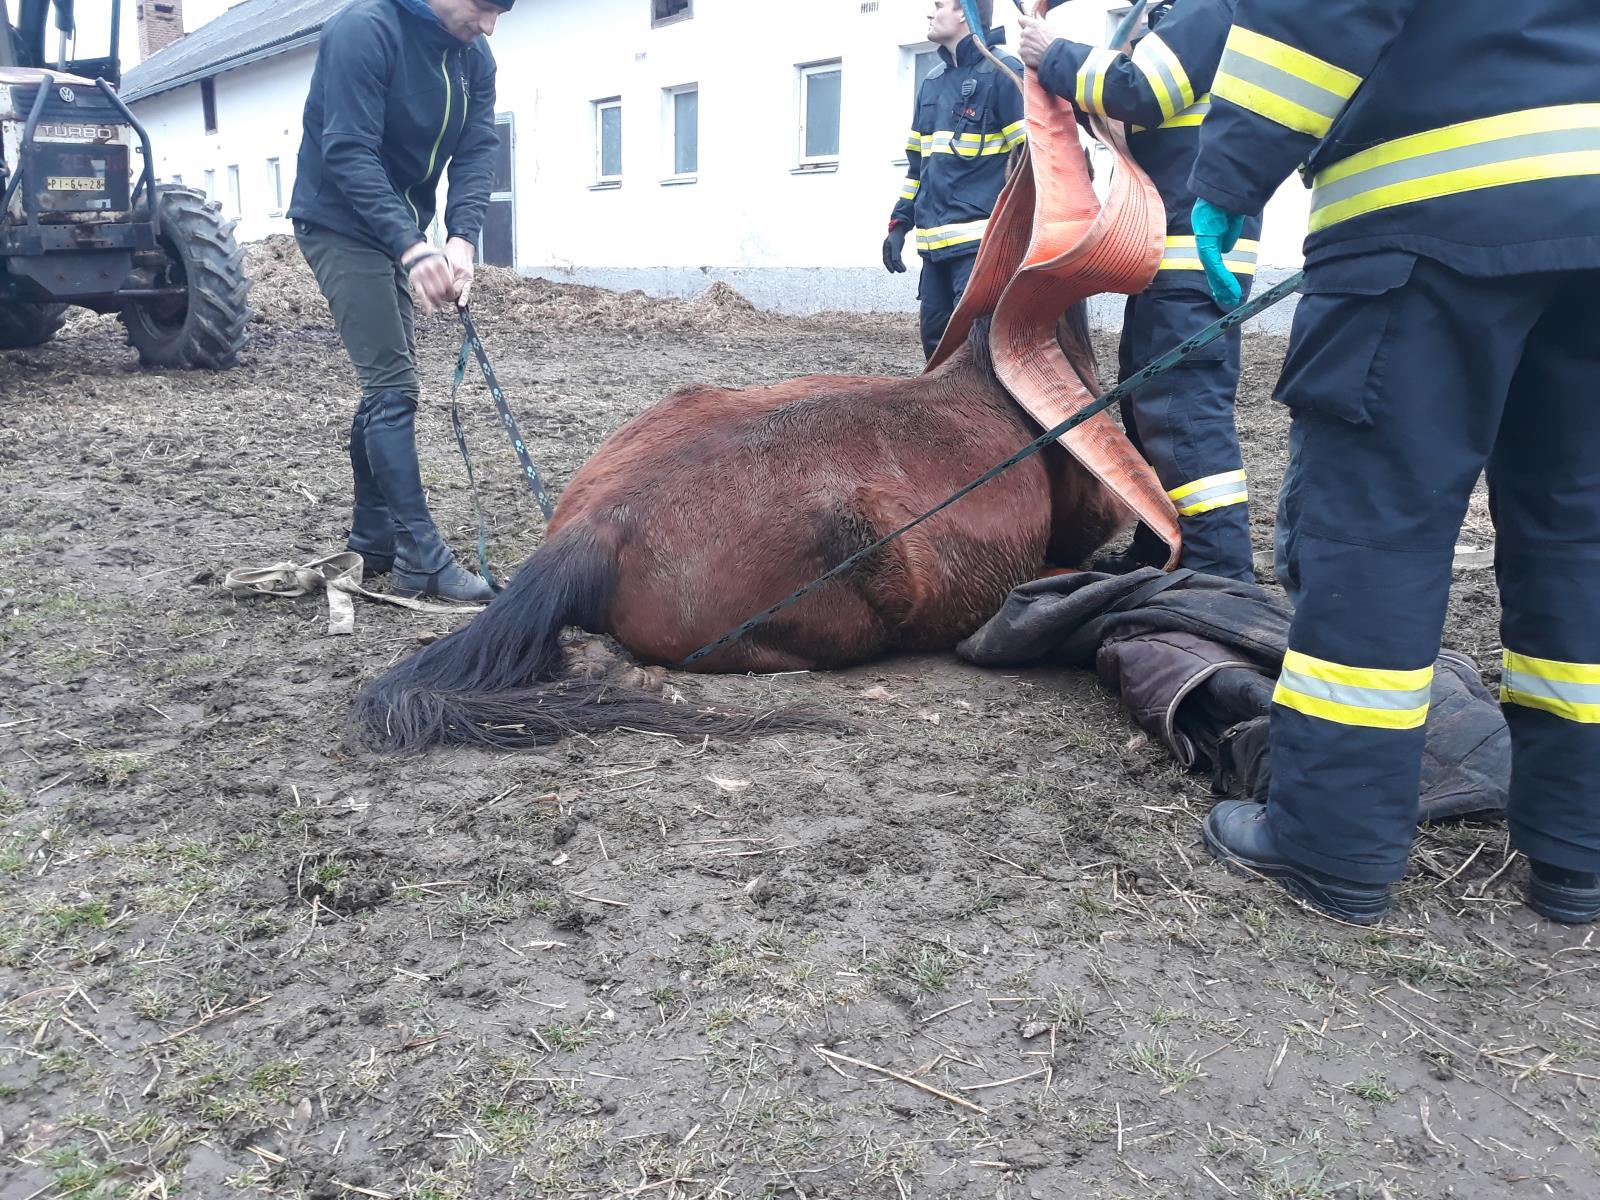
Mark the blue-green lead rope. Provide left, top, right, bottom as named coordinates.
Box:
left=449, top=308, right=557, bottom=590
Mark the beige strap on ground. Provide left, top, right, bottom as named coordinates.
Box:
left=223, top=551, right=485, bottom=635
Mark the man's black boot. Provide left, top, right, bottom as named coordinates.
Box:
left=1203, top=799, right=1392, bottom=925
left=361, top=389, right=494, bottom=604
left=348, top=396, right=396, bottom=576
left=1526, top=860, right=1600, bottom=924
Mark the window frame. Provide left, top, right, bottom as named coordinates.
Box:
left=226, top=164, right=241, bottom=219
left=896, top=43, right=940, bottom=166
left=797, top=59, right=843, bottom=167
left=201, top=78, right=218, bottom=135
left=650, top=0, right=692, bottom=29
left=661, top=82, right=699, bottom=182
left=265, top=157, right=282, bottom=216
left=593, top=97, right=623, bottom=186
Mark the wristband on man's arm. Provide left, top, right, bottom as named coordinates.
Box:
left=402, top=249, right=447, bottom=273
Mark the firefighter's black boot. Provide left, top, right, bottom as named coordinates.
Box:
left=1526, top=861, right=1600, bottom=925
left=1203, top=800, right=1391, bottom=925
left=347, top=396, right=395, bottom=576
left=360, top=390, right=494, bottom=604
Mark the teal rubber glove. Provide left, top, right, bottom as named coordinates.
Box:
left=1192, top=198, right=1246, bottom=310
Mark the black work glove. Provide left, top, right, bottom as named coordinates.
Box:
left=882, top=226, right=908, bottom=274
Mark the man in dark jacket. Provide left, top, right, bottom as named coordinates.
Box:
left=288, top=0, right=510, bottom=603
left=885, top=0, right=1027, bottom=360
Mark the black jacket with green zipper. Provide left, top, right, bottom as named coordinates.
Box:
left=288, top=0, right=498, bottom=261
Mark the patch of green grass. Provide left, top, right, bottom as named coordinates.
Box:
left=705, top=1005, right=745, bottom=1035
left=1122, top=1038, right=1200, bottom=1091
left=41, top=1048, right=87, bottom=1077
left=83, top=750, right=147, bottom=788
left=1259, top=1166, right=1337, bottom=1200
left=1146, top=1004, right=1187, bottom=1029
left=45, top=898, right=110, bottom=931
left=0, top=848, right=26, bottom=875
left=1052, top=988, right=1090, bottom=1036
left=248, top=1061, right=303, bottom=1095
left=35, top=646, right=99, bottom=676
left=164, top=652, right=219, bottom=675
left=541, top=1022, right=593, bottom=1052
left=41, top=1144, right=122, bottom=1195
left=8, top=592, right=105, bottom=631
left=1344, top=1072, right=1396, bottom=1104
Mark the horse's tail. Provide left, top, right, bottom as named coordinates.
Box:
left=349, top=526, right=811, bottom=752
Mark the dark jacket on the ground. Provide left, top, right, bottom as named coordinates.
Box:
left=957, top=569, right=1509, bottom=823
left=288, top=0, right=498, bottom=260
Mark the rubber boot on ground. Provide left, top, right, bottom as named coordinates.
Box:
left=360, top=389, right=494, bottom=604
left=347, top=396, right=396, bottom=576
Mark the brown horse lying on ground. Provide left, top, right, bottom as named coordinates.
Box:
left=352, top=312, right=1128, bottom=750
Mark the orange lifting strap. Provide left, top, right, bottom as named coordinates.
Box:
left=927, top=42, right=1181, bottom=569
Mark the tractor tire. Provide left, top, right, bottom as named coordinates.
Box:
left=120, top=187, right=252, bottom=370
left=0, top=301, right=68, bottom=349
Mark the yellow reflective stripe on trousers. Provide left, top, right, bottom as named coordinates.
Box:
left=1502, top=649, right=1600, bottom=723
left=1158, top=236, right=1259, bottom=276
left=1310, top=103, right=1600, bottom=232
left=899, top=177, right=921, bottom=202
left=915, top=220, right=987, bottom=252
left=1274, top=650, right=1433, bottom=731
left=1132, top=32, right=1194, bottom=122
left=1213, top=25, right=1361, bottom=138
left=1167, top=469, right=1247, bottom=516
left=1075, top=47, right=1120, bottom=117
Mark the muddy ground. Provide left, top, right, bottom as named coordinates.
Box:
left=1, top=246, right=1594, bottom=1200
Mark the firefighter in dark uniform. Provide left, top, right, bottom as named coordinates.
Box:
left=884, top=0, right=1027, bottom=361
left=1019, top=0, right=1260, bottom=583
left=1185, top=0, right=1600, bottom=924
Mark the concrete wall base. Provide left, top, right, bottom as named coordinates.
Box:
left=520, top=264, right=1303, bottom=335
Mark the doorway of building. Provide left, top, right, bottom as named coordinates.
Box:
left=481, top=113, right=515, bottom=267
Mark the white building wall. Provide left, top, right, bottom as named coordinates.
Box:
left=127, top=0, right=1312, bottom=318
left=494, top=0, right=1308, bottom=313
left=131, top=46, right=315, bottom=244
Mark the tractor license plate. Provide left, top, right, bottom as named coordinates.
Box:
left=47, top=176, right=104, bottom=192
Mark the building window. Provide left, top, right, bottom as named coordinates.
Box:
left=664, top=84, right=698, bottom=178
left=798, top=61, right=842, bottom=164
left=594, top=98, right=622, bottom=184
left=203, top=168, right=215, bottom=198
left=266, top=158, right=282, bottom=215
left=201, top=78, right=218, bottom=135
left=226, top=164, right=240, bottom=218
left=651, top=0, right=691, bottom=27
